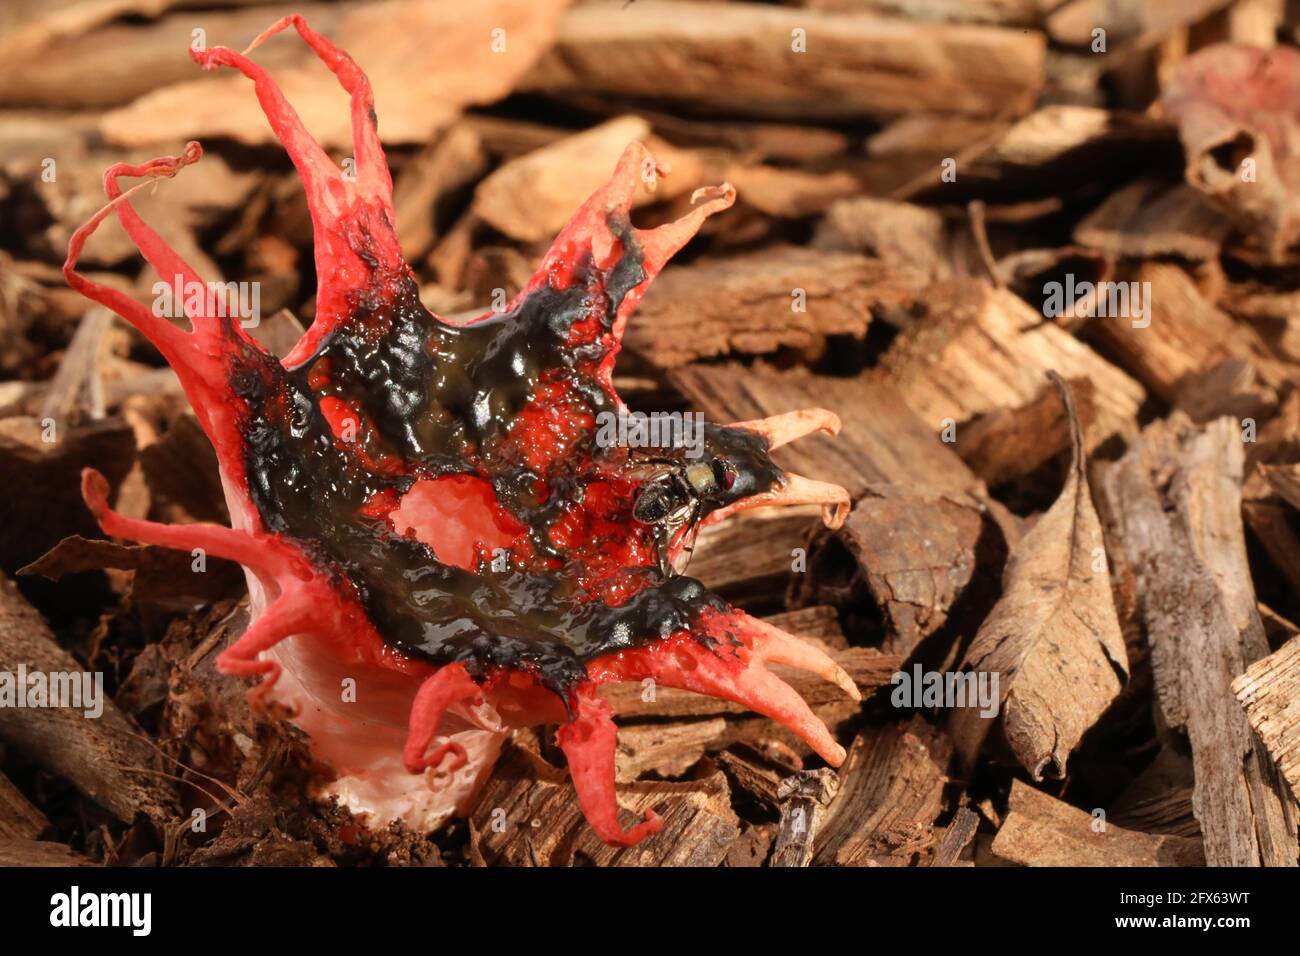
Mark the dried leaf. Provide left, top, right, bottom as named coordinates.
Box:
left=949, top=373, right=1127, bottom=778
left=19, top=534, right=243, bottom=606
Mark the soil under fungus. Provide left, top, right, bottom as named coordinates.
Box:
left=62, top=16, right=856, bottom=847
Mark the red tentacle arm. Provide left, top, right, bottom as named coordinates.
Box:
left=214, top=592, right=321, bottom=709
left=556, top=683, right=663, bottom=847
left=83, top=467, right=335, bottom=707
left=590, top=618, right=850, bottom=768
left=702, top=472, right=851, bottom=532
left=61, top=147, right=200, bottom=369
left=191, top=21, right=404, bottom=364
left=246, top=15, right=393, bottom=207
left=733, top=612, right=861, bottom=703
left=729, top=408, right=842, bottom=450
left=63, top=145, right=281, bottom=498
left=403, top=663, right=483, bottom=774
left=101, top=147, right=219, bottom=333
left=502, top=141, right=736, bottom=366
left=81, top=469, right=302, bottom=581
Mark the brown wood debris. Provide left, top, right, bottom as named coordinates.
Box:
left=0, top=575, right=177, bottom=823
left=0, top=771, right=48, bottom=841
left=770, top=768, right=839, bottom=867
left=0, top=840, right=99, bottom=867
left=991, top=780, right=1206, bottom=867
left=1234, top=634, right=1300, bottom=800
left=1073, top=178, right=1232, bottom=261
left=628, top=246, right=923, bottom=369
left=469, top=744, right=741, bottom=866
left=957, top=376, right=1096, bottom=486
left=874, top=279, right=1144, bottom=445
left=811, top=717, right=952, bottom=866
left=1090, top=262, right=1288, bottom=402
left=524, top=1, right=1046, bottom=121
left=929, top=806, right=980, bottom=867
left=1100, top=415, right=1297, bottom=866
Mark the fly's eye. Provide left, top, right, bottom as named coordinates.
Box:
left=713, top=458, right=737, bottom=491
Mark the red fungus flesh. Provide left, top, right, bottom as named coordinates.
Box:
left=63, top=16, right=857, bottom=847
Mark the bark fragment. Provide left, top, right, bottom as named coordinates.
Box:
left=991, top=780, right=1205, bottom=867
left=1100, top=414, right=1297, bottom=866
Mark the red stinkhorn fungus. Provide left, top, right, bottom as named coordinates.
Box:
left=64, top=16, right=857, bottom=846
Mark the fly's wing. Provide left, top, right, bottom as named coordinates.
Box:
left=669, top=516, right=703, bottom=576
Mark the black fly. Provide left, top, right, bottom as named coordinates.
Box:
left=628, top=455, right=738, bottom=577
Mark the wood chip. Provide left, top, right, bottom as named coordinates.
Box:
left=814, top=197, right=951, bottom=280
left=807, top=0, right=1049, bottom=25
left=1088, top=262, right=1287, bottom=403
left=524, top=1, right=1045, bottom=121
left=1234, top=633, right=1300, bottom=802
left=614, top=717, right=727, bottom=782
left=942, top=106, right=1178, bottom=195
left=470, top=744, right=740, bottom=866
left=102, top=0, right=570, bottom=147
left=726, top=163, right=861, bottom=218
left=716, top=748, right=786, bottom=811
left=393, top=124, right=488, bottom=261
left=1111, top=747, right=1201, bottom=838
left=812, top=717, right=952, bottom=866
left=1174, top=357, right=1277, bottom=425
left=1047, top=0, right=1230, bottom=49
left=724, top=823, right=776, bottom=866
left=808, top=486, right=994, bottom=658
left=0, top=3, right=342, bottom=110
left=875, top=279, right=1143, bottom=445
left=1262, top=461, right=1300, bottom=513
left=471, top=115, right=700, bottom=243
left=684, top=509, right=819, bottom=606
left=138, top=412, right=227, bottom=523
left=1100, top=414, right=1298, bottom=866
left=957, top=376, right=1095, bottom=486
left=0, top=839, right=99, bottom=867
left=770, top=768, right=839, bottom=866
left=0, top=771, right=48, bottom=841
left=0, top=416, right=135, bottom=573
left=627, top=246, right=924, bottom=369
left=1074, top=178, right=1232, bottom=261
left=0, top=575, right=177, bottom=823
left=38, top=307, right=110, bottom=426
left=929, top=806, right=980, bottom=866
left=991, top=779, right=1205, bottom=866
